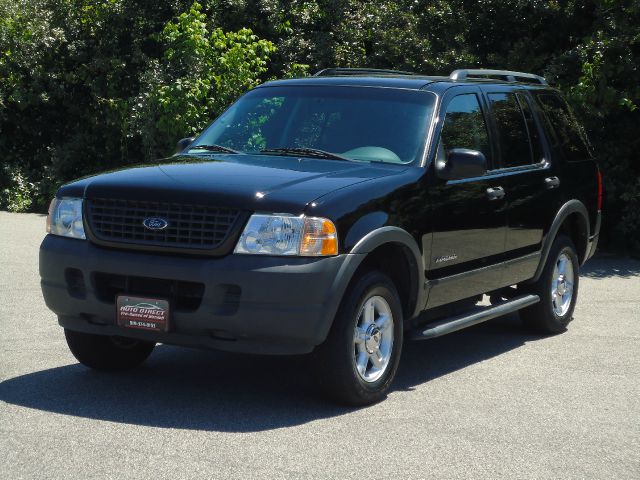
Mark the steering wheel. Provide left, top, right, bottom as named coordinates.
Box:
left=342, top=146, right=403, bottom=164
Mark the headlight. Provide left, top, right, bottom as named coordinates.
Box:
left=47, top=197, right=86, bottom=240
left=234, top=214, right=337, bottom=256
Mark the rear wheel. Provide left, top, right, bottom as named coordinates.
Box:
left=64, top=329, right=155, bottom=370
left=313, top=271, right=403, bottom=406
left=520, top=234, right=579, bottom=333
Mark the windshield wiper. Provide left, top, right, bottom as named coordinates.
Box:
left=259, top=147, right=351, bottom=161
left=188, top=144, right=241, bottom=154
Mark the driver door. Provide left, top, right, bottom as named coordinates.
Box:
left=426, top=87, right=507, bottom=308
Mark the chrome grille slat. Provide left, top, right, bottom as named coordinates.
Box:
left=86, top=198, right=241, bottom=251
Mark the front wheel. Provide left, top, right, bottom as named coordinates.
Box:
left=65, top=329, right=155, bottom=370
left=520, top=234, right=580, bottom=334
left=313, top=271, right=403, bottom=406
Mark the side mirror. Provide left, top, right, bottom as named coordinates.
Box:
left=436, top=148, right=487, bottom=180
left=175, top=137, right=195, bottom=154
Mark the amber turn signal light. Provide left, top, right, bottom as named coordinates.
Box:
left=300, top=217, right=338, bottom=256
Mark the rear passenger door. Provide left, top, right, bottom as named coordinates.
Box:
left=483, top=87, right=561, bottom=284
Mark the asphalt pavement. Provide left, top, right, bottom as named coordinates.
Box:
left=1, top=211, right=638, bottom=479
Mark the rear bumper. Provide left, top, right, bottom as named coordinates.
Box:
left=40, top=235, right=357, bottom=354
left=586, top=210, right=601, bottom=262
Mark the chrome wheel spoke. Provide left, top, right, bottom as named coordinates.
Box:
left=352, top=295, right=394, bottom=383
left=558, top=257, right=568, bottom=275
left=354, top=327, right=367, bottom=345
left=551, top=252, right=575, bottom=317
left=364, top=302, right=375, bottom=326
left=356, top=351, right=369, bottom=376
left=375, top=314, right=391, bottom=331
left=370, top=349, right=384, bottom=368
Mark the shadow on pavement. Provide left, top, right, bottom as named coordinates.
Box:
left=0, top=315, right=544, bottom=432
left=581, top=254, right=640, bottom=279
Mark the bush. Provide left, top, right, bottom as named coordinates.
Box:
left=132, top=3, right=276, bottom=159
left=0, top=166, right=35, bottom=212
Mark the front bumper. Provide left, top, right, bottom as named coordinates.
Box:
left=40, top=235, right=356, bottom=354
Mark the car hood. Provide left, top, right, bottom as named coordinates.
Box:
left=58, top=154, right=409, bottom=213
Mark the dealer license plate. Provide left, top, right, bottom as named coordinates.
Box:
left=116, top=295, right=170, bottom=332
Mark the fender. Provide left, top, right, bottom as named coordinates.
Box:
left=319, top=226, right=426, bottom=343
left=343, top=212, right=390, bottom=251
left=531, top=199, right=590, bottom=283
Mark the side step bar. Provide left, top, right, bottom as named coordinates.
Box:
left=412, top=294, right=540, bottom=340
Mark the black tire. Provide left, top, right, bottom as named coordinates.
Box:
left=313, top=271, right=403, bottom=406
left=64, top=329, right=155, bottom=370
left=520, top=234, right=580, bottom=334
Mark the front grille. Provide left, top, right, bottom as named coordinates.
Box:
left=93, top=273, right=204, bottom=312
left=86, top=198, right=243, bottom=254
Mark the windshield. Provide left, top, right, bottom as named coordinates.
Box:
left=189, top=85, right=436, bottom=165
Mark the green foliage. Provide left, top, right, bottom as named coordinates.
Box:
left=0, top=0, right=638, bottom=254
left=0, top=165, right=35, bottom=212
left=556, top=0, right=640, bottom=253
left=133, top=3, right=276, bottom=158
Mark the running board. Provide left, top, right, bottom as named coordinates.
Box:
left=412, top=294, right=540, bottom=340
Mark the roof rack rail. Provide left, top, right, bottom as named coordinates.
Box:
left=449, top=69, right=547, bottom=85
left=314, top=67, right=415, bottom=77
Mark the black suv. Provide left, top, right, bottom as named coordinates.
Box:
left=40, top=68, right=601, bottom=405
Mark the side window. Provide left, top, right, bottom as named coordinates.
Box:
left=439, top=94, right=491, bottom=162
left=535, top=93, right=591, bottom=162
left=516, top=93, right=545, bottom=163
left=488, top=92, right=533, bottom=167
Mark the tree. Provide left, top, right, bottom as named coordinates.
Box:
left=0, top=0, right=638, bottom=255
left=132, top=2, right=276, bottom=159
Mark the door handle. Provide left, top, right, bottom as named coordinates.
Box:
left=486, top=186, right=505, bottom=201
left=545, top=176, right=560, bottom=189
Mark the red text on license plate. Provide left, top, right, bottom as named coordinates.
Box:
left=116, top=295, right=169, bottom=332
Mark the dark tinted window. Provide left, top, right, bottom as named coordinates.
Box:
left=439, top=94, right=491, bottom=161
left=517, top=93, right=545, bottom=163
left=535, top=93, right=590, bottom=162
left=488, top=92, right=532, bottom=167
left=193, top=86, right=436, bottom=164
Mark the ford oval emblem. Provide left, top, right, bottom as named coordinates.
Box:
left=143, top=217, right=169, bottom=230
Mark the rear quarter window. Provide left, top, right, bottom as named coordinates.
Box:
left=534, top=93, right=591, bottom=162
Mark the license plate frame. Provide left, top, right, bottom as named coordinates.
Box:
left=116, top=295, right=170, bottom=332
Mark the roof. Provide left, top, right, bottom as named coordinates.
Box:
left=260, top=68, right=550, bottom=92
left=260, top=74, right=551, bottom=92
left=260, top=75, right=444, bottom=91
